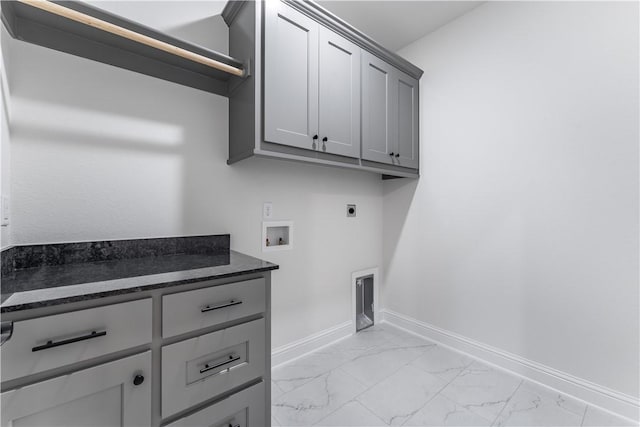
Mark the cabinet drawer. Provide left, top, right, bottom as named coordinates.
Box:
left=162, top=318, right=266, bottom=417
left=1, top=299, right=152, bottom=382
left=162, top=278, right=265, bottom=338
left=166, top=382, right=265, bottom=427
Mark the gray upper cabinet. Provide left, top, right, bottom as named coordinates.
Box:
left=226, top=0, right=423, bottom=178
left=362, top=51, right=395, bottom=165
left=264, top=2, right=319, bottom=151
left=362, top=52, right=420, bottom=169
left=318, top=27, right=361, bottom=158
left=395, top=71, right=419, bottom=169
left=265, top=2, right=360, bottom=159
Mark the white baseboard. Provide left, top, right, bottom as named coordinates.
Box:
left=381, top=309, right=639, bottom=423
left=271, top=320, right=352, bottom=368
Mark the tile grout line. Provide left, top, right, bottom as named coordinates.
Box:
left=308, top=343, right=403, bottom=426
left=340, top=340, right=432, bottom=391
left=314, top=333, right=436, bottom=426
left=335, top=365, right=371, bottom=389
left=272, top=379, right=285, bottom=395
left=580, top=405, right=588, bottom=427
left=272, top=345, right=369, bottom=397
left=351, top=328, right=470, bottom=425
left=271, top=404, right=285, bottom=427
left=488, top=378, right=525, bottom=426
left=273, top=372, right=327, bottom=397
left=272, top=328, right=412, bottom=426
left=313, top=396, right=390, bottom=427
left=358, top=400, right=393, bottom=426
left=398, top=359, right=472, bottom=426
left=329, top=363, right=401, bottom=425
left=408, top=350, right=475, bottom=385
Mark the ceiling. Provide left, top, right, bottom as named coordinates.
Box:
left=85, top=1, right=228, bottom=31
left=86, top=1, right=483, bottom=52
left=317, top=1, right=483, bottom=51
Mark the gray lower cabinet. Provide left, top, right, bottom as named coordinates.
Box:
left=1, top=352, right=152, bottom=426
left=0, top=275, right=271, bottom=427
left=362, top=51, right=419, bottom=169
left=264, top=1, right=360, bottom=159
left=159, top=278, right=270, bottom=427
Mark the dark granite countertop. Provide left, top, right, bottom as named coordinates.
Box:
left=1, top=235, right=278, bottom=313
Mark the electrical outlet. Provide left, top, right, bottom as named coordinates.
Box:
left=347, top=204, right=356, bottom=217
left=263, top=202, right=273, bottom=219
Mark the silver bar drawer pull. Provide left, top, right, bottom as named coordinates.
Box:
left=199, top=354, right=241, bottom=374
left=32, top=330, right=107, bottom=352
left=201, top=299, right=243, bottom=313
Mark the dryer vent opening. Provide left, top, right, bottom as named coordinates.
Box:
left=355, top=275, right=374, bottom=332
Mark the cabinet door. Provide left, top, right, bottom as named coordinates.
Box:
left=1, top=351, right=151, bottom=427
left=361, top=51, right=395, bottom=164
left=395, top=71, right=419, bottom=169
left=264, top=1, right=319, bottom=151
left=318, top=27, right=360, bottom=158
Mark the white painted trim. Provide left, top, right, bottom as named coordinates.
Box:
left=381, top=309, right=640, bottom=423
left=271, top=320, right=352, bottom=368
left=351, top=267, right=379, bottom=334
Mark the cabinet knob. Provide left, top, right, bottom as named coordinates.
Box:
left=389, top=152, right=394, bottom=156
left=395, top=153, right=400, bottom=158
left=322, top=137, right=328, bottom=142
left=312, top=134, right=318, bottom=140
left=133, top=374, right=145, bottom=386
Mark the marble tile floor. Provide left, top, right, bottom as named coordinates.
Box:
left=271, top=324, right=637, bottom=427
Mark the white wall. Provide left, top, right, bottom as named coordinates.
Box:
left=1, top=27, right=11, bottom=249
left=385, top=0, right=639, bottom=402
left=5, top=8, right=382, bottom=348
